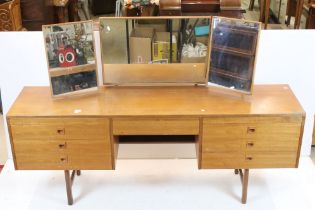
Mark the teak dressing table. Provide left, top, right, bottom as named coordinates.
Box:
left=6, top=17, right=305, bottom=205
left=7, top=85, right=305, bottom=205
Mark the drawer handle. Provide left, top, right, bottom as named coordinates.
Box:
left=57, top=129, right=65, bottom=135
left=60, top=157, right=67, bottom=162
left=246, top=156, right=253, bottom=161
left=247, top=142, right=254, bottom=147
left=247, top=127, right=256, bottom=133
left=58, top=144, right=66, bottom=149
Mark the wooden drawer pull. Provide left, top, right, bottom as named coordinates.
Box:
left=247, top=127, right=256, bottom=133
left=60, top=157, right=67, bottom=162
left=247, top=142, right=254, bottom=147
left=246, top=156, right=253, bottom=161
left=58, top=144, right=66, bottom=149
left=57, top=129, right=65, bottom=135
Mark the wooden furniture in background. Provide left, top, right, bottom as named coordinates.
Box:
left=181, top=0, right=220, bottom=13
left=293, top=0, right=315, bottom=29
left=53, top=0, right=79, bottom=23
left=159, top=0, right=182, bottom=16
left=0, top=0, right=24, bottom=31
left=20, top=0, right=55, bottom=30
left=7, top=85, right=305, bottom=205
left=91, top=0, right=116, bottom=15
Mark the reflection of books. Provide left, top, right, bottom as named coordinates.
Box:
left=149, top=59, right=168, bottom=64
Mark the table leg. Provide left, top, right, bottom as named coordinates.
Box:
left=56, top=7, right=66, bottom=23
left=249, top=0, right=255, bottom=11
left=264, top=0, right=271, bottom=29
left=234, top=169, right=249, bottom=204
left=69, top=0, right=80, bottom=22
left=241, top=169, right=249, bottom=204
left=294, top=0, right=304, bottom=29
left=64, top=170, right=73, bottom=205
left=64, top=170, right=81, bottom=205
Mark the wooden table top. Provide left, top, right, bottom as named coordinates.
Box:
left=7, top=85, right=305, bottom=118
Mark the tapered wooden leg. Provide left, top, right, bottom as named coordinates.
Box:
left=241, top=169, right=249, bottom=204
left=249, top=0, right=255, bottom=11
left=64, top=170, right=73, bottom=205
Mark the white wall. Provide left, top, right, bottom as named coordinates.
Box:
left=0, top=30, right=314, bottom=159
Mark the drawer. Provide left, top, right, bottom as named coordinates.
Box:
left=245, top=152, right=297, bottom=168
left=203, top=117, right=302, bottom=152
left=202, top=138, right=246, bottom=152
left=201, top=152, right=245, bottom=169
left=245, top=123, right=301, bottom=152
left=9, top=117, right=110, bottom=141
left=202, top=123, right=248, bottom=140
left=67, top=140, right=112, bottom=169
left=64, top=118, right=110, bottom=140
left=113, top=118, right=199, bottom=135
left=10, top=118, right=65, bottom=140
left=14, top=140, right=68, bottom=169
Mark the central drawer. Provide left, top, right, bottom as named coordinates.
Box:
left=112, top=118, right=200, bottom=135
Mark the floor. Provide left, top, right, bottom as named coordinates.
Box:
left=0, top=158, right=315, bottom=210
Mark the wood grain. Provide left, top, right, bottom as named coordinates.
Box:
left=201, top=152, right=245, bottom=169
left=6, top=85, right=305, bottom=117
left=14, top=140, right=68, bottom=169
left=112, top=118, right=199, bottom=135
left=67, top=140, right=112, bottom=169
left=244, top=151, right=297, bottom=168
left=7, top=85, right=305, bottom=171
left=103, top=63, right=207, bottom=85
left=65, top=118, right=110, bottom=140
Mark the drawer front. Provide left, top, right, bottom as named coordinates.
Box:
left=202, top=139, right=246, bottom=152
left=245, top=123, right=301, bottom=152
left=65, top=118, right=110, bottom=140
left=203, top=117, right=302, bottom=152
left=201, top=152, right=245, bottom=169
left=67, top=140, right=112, bottom=169
left=10, top=118, right=65, bottom=140
left=203, top=123, right=249, bottom=139
left=202, top=123, right=247, bottom=152
left=245, top=152, right=297, bottom=168
left=113, top=118, right=199, bottom=135
left=10, top=118, right=110, bottom=141
left=14, top=140, right=68, bottom=169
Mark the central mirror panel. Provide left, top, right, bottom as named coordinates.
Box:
left=99, top=17, right=211, bottom=85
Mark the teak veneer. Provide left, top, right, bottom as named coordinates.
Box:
left=7, top=85, right=305, bottom=205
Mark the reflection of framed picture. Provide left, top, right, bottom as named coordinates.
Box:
left=208, top=17, right=261, bottom=94
left=42, top=21, right=98, bottom=97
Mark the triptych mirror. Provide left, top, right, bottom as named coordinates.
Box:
left=42, top=17, right=261, bottom=97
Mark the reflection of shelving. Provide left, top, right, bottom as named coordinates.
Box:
left=209, top=18, right=260, bottom=93
left=49, top=63, right=96, bottom=77
left=212, top=27, right=257, bottom=55
left=210, top=50, right=254, bottom=81
left=50, top=70, right=97, bottom=96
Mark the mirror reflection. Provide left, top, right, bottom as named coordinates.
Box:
left=208, top=17, right=260, bottom=93
left=100, top=18, right=210, bottom=65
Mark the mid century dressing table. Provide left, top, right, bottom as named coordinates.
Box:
left=6, top=17, right=305, bottom=205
